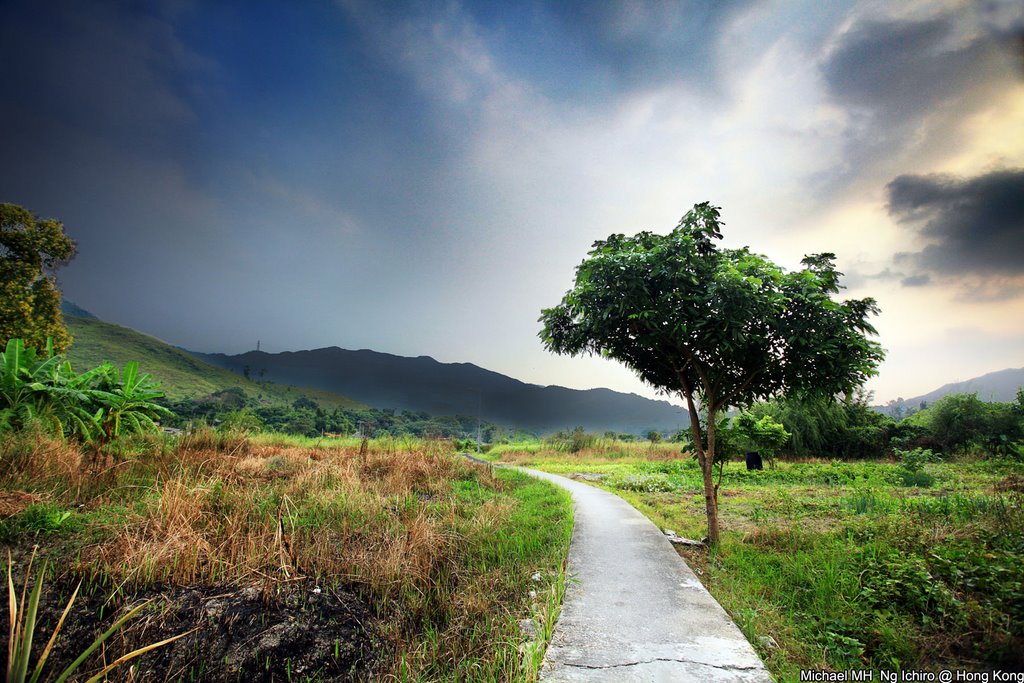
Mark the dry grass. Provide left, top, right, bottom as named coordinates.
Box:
left=1, top=431, right=571, bottom=681
left=0, top=490, right=44, bottom=517
left=0, top=429, right=83, bottom=483
left=495, top=439, right=685, bottom=465
left=70, top=441, right=473, bottom=591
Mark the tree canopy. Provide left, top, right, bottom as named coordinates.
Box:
left=0, top=203, right=77, bottom=354
left=539, top=202, right=884, bottom=543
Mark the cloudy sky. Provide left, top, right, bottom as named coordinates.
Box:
left=1, top=0, right=1022, bottom=405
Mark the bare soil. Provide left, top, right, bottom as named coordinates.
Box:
left=10, top=577, right=382, bottom=682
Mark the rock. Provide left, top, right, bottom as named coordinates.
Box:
left=531, top=572, right=542, bottom=582
left=257, top=622, right=293, bottom=650
left=203, top=599, right=225, bottom=619
left=667, top=535, right=706, bottom=547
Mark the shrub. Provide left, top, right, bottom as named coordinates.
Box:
left=908, top=393, right=1024, bottom=456
left=859, top=553, right=962, bottom=626
left=892, top=448, right=939, bottom=487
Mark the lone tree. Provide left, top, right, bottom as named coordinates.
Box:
left=539, top=203, right=884, bottom=545
left=1, top=203, right=77, bottom=354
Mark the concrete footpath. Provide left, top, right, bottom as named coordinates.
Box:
left=519, top=467, right=774, bottom=682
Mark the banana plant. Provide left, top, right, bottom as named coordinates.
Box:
left=88, top=361, right=172, bottom=444
left=0, top=339, right=66, bottom=434
left=40, top=361, right=112, bottom=441
left=1, top=339, right=172, bottom=444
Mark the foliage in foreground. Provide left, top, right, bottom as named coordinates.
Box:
left=0, top=434, right=571, bottom=681
left=6, top=549, right=188, bottom=683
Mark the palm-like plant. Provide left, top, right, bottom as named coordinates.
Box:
left=89, top=362, right=172, bottom=444
left=0, top=339, right=172, bottom=445
left=0, top=339, right=65, bottom=434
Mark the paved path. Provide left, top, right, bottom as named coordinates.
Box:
left=518, top=467, right=773, bottom=682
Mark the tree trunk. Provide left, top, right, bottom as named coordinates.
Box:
left=700, top=452, right=720, bottom=545
left=681, top=390, right=720, bottom=546
left=704, top=417, right=720, bottom=546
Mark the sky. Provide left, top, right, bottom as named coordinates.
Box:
left=1, top=0, right=1022, bottom=406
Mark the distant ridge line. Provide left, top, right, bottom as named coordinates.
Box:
left=191, top=346, right=687, bottom=435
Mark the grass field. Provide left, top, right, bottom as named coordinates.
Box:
left=0, top=431, right=571, bottom=681
left=490, top=442, right=1024, bottom=680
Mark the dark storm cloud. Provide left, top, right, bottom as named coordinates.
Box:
left=886, top=169, right=1024, bottom=280
left=0, top=1, right=209, bottom=166
left=900, top=274, right=931, bottom=287
left=0, top=0, right=504, bottom=356
left=818, top=10, right=1021, bottom=185
left=823, top=17, right=1012, bottom=124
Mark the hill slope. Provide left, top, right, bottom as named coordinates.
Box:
left=907, top=367, right=1024, bottom=405
left=192, top=347, right=687, bottom=434
left=64, top=314, right=364, bottom=410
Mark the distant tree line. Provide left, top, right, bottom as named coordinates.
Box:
left=738, top=388, right=1024, bottom=461
left=162, top=387, right=506, bottom=440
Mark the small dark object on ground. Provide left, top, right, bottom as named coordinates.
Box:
left=746, top=451, right=763, bottom=471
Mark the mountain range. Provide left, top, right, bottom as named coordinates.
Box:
left=61, top=302, right=687, bottom=434
left=62, top=306, right=364, bottom=411
left=192, top=347, right=688, bottom=435
left=899, top=367, right=1024, bottom=407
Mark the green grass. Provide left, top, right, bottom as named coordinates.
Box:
left=64, top=315, right=364, bottom=409
left=406, top=468, right=573, bottom=681
left=494, top=445, right=1024, bottom=679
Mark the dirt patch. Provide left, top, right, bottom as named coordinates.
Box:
left=995, top=473, right=1024, bottom=493
left=0, top=490, right=43, bottom=517
left=22, top=579, right=382, bottom=682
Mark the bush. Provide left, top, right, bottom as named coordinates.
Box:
left=896, top=448, right=939, bottom=472
left=545, top=426, right=596, bottom=453
left=908, top=393, right=1024, bottom=456
left=892, top=448, right=939, bottom=488
left=749, top=392, right=893, bottom=460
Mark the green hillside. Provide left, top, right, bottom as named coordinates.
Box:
left=64, top=315, right=365, bottom=410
